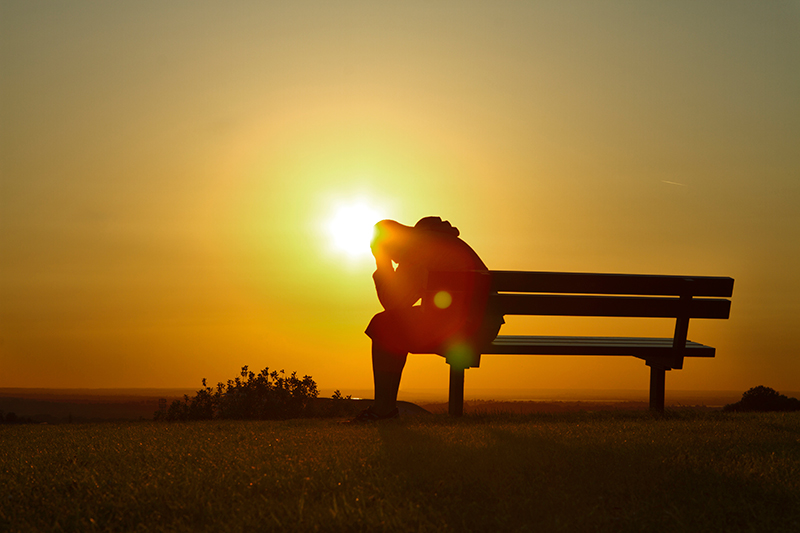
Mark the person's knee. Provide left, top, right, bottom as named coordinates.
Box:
left=372, top=344, right=407, bottom=374
left=366, top=310, right=410, bottom=354
left=367, top=311, right=390, bottom=331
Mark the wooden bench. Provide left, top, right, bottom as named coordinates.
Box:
left=418, top=270, right=734, bottom=415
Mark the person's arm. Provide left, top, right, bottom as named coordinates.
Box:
left=372, top=248, right=423, bottom=310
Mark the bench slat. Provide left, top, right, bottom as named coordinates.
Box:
left=488, top=271, right=734, bottom=297
left=495, top=294, right=731, bottom=319
left=487, top=335, right=715, bottom=357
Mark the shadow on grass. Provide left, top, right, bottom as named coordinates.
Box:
left=372, top=412, right=799, bottom=532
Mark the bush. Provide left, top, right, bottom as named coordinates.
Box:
left=0, top=411, right=34, bottom=424
left=154, top=366, right=320, bottom=421
left=724, top=386, right=800, bottom=412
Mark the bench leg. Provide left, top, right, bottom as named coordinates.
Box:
left=448, top=365, right=465, bottom=416
left=648, top=364, right=666, bottom=413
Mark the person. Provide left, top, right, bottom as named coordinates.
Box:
left=351, top=216, right=503, bottom=422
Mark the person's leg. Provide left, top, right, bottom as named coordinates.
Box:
left=371, top=345, right=406, bottom=416
left=365, top=310, right=410, bottom=416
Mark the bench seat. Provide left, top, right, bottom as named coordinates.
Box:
left=487, top=335, right=715, bottom=359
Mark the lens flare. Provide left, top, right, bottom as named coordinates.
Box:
left=434, top=291, right=452, bottom=309
left=444, top=342, right=477, bottom=369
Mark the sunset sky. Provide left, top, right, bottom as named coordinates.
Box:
left=2, top=2, right=798, bottom=398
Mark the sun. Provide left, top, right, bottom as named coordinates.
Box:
left=325, top=202, right=382, bottom=258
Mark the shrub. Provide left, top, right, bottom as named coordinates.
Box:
left=724, top=386, right=800, bottom=412
left=0, top=411, right=34, bottom=424
left=154, top=366, right=320, bottom=421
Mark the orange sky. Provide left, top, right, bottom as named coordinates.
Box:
left=2, top=2, right=799, bottom=398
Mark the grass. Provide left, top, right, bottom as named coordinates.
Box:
left=2, top=410, right=799, bottom=532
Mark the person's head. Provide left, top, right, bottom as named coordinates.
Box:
left=371, top=220, right=412, bottom=262
left=414, top=216, right=459, bottom=237
left=371, top=217, right=459, bottom=262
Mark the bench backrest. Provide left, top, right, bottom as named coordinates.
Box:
left=426, top=270, right=734, bottom=320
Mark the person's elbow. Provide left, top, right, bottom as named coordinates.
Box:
left=377, top=292, right=403, bottom=311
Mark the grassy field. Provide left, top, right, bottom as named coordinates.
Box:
left=2, top=411, right=799, bottom=532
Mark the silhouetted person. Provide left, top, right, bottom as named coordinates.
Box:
left=351, top=217, right=502, bottom=422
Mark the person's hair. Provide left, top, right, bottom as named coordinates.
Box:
left=414, top=216, right=459, bottom=237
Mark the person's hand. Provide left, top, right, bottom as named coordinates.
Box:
left=370, top=222, right=385, bottom=254
left=370, top=230, right=389, bottom=265
left=373, top=246, right=393, bottom=271
left=370, top=238, right=381, bottom=257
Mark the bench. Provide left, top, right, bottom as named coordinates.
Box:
left=417, top=270, right=734, bottom=415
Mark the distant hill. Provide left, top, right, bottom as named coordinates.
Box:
left=4, top=388, right=790, bottom=422
left=0, top=388, right=194, bottom=423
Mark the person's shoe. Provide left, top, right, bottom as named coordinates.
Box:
left=345, top=406, right=399, bottom=424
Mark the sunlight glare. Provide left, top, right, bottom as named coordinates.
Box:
left=326, top=202, right=382, bottom=259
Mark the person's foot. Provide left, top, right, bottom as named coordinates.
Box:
left=344, top=406, right=399, bottom=424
